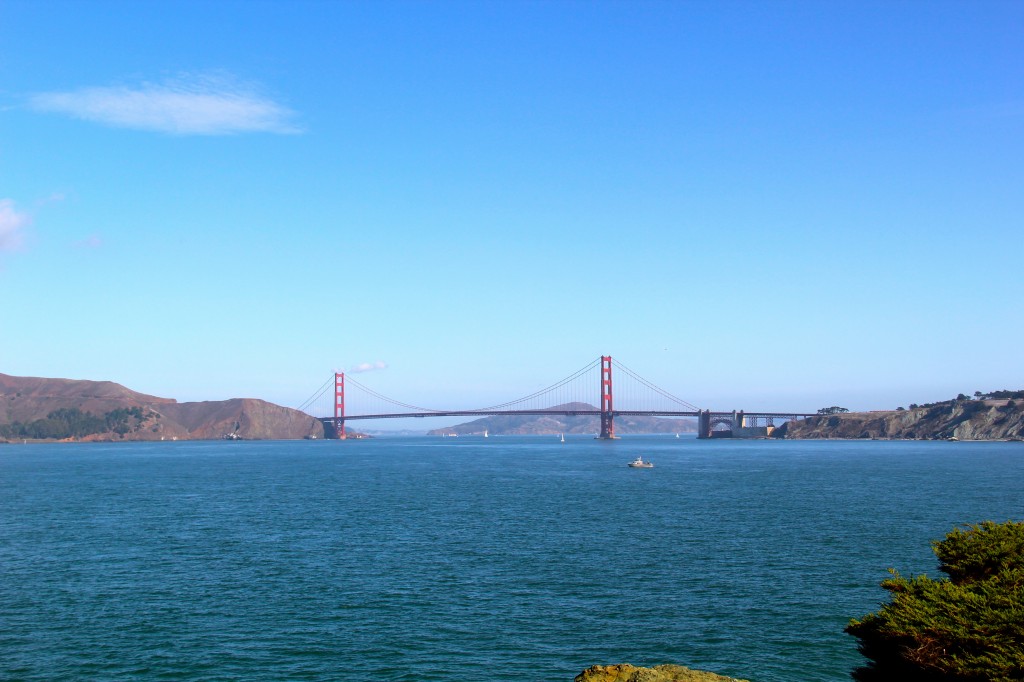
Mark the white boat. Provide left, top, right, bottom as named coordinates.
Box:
left=627, top=456, right=654, bottom=468
left=560, top=433, right=565, bottom=443
left=484, top=429, right=489, bottom=438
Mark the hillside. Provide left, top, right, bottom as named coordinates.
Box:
left=0, top=373, right=323, bottom=441
left=778, top=398, right=1024, bottom=440
left=427, top=402, right=696, bottom=436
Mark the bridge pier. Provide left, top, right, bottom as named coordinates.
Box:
left=697, top=409, right=745, bottom=438
left=698, top=409, right=785, bottom=439
left=697, top=409, right=710, bottom=439
left=323, top=419, right=346, bottom=439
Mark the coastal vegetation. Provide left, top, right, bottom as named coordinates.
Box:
left=847, top=521, right=1024, bottom=681
left=908, top=390, right=1024, bottom=411
left=0, top=406, right=148, bottom=439
left=972, top=390, right=1024, bottom=401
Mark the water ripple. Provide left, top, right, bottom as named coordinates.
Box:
left=2, top=438, right=1022, bottom=681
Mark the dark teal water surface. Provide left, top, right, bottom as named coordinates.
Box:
left=2, top=437, right=1022, bottom=681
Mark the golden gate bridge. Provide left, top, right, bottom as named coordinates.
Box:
left=297, top=356, right=816, bottom=439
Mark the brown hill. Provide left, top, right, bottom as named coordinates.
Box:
left=156, top=398, right=322, bottom=440
left=428, top=402, right=696, bottom=436
left=0, top=372, right=173, bottom=422
left=0, top=373, right=323, bottom=441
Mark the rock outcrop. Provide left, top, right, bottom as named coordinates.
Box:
left=575, top=663, right=748, bottom=682
left=779, top=399, right=1024, bottom=440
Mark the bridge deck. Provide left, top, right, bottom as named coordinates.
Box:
left=320, top=410, right=817, bottom=422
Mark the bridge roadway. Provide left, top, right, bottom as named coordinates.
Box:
left=318, top=409, right=820, bottom=440
left=320, top=409, right=816, bottom=421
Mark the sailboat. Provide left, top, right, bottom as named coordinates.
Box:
left=484, top=429, right=489, bottom=438
left=560, top=433, right=565, bottom=443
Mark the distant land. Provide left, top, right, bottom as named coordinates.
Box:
left=427, top=402, right=697, bottom=436
left=779, top=394, right=1024, bottom=441
left=6, top=372, right=1020, bottom=443
left=0, top=373, right=323, bottom=442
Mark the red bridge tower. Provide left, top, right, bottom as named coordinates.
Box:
left=334, top=372, right=346, bottom=439
left=598, top=355, right=617, bottom=439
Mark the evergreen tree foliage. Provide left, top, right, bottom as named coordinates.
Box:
left=0, top=406, right=147, bottom=440
left=847, top=521, right=1024, bottom=681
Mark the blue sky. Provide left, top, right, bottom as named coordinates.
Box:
left=1, top=0, right=1022, bottom=422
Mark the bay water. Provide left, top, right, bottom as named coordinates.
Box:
left=2, top=437, right=1022, bottom=681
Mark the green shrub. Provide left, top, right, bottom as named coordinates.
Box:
left=847, top=521, right=1024, bottom=681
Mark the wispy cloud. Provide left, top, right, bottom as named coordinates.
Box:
left=0, top=199, right=31, bottom=252
left=28, top=72, right=301, bottom=135
left=75, top=234, right=103, bottom=249
left=38, top=192, right=66, bottom=206
left=350, top=361, right=389, bottom=374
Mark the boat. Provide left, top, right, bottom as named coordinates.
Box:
left=560, top=433, right=565, bottom=443
left=627, top=456, right=654, bottom=468
left=484, top=429, right=488, bottom=438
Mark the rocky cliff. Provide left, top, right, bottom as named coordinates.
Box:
left=779, top=399, right=1024, bottom=440
left=575, top=663, right=748, bottom=682
left=0, top=373, right=323, bottom=441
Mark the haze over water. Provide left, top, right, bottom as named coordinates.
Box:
left=2, top=437, right=1022, bottom=681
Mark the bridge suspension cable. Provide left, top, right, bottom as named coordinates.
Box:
left=612, top=359, right=701, bottom=412
left=468, top=357, right=602, bottom=412
left=293, top=355, right=818, bottom=440
left=343, top=374, right=440, bottom=413
left=296, top=375, right=334, bottom=414
left=296, top=355, right=703, bottom=419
